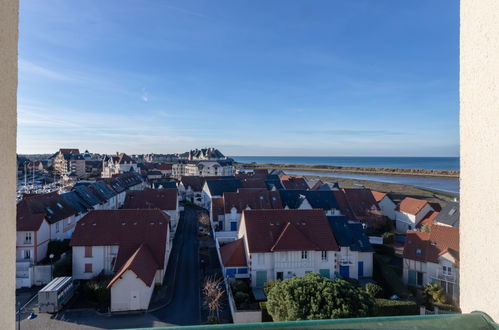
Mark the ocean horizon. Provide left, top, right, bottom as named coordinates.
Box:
left=231, top=156, right=460, bottom=171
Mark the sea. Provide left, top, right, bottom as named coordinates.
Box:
left=231, top=156, right=460, bottom=195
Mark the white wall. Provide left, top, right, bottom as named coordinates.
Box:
left=248, top=250, right=336, bottom=288
left=72, top=245, right=118, bottom=280
left=110, top=270, right=154, bottom=312
left=378, top=197, right=396, bottom=220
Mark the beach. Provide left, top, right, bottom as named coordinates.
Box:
left=238, top=162, right=459, bottom=178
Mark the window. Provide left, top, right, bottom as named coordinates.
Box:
left=301, top=251, right=308, bottom=259
left=55, top=222, right=60, bottom=233
left=84, top=263, right=93, bottom=273
left=84, top=246, right=93, bottom=258
left=276, top=272, right=283, bottom=280
left=417, top=272, right=424, bottom=286
left=24, top=249, right=31, bottom=259
left=416, top=248, right=422, bottom=255
left=443, top=266, right=452, bottom=275
left=321, top=251, right=328, bottom=261
left=25, top=232, right=32, bottom=244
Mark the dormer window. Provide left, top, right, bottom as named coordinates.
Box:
left=416, top=248, right=422, bottom=255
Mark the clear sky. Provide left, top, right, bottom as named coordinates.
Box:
left=18, top=0, right=459, bottom=157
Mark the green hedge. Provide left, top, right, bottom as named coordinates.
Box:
left=259, top=302, right=273, bottom=322
left=374, top=299, right=418, bottom=316
left=433, top=302, right=461, bottom=313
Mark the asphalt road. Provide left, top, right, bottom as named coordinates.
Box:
left=152, top=206, right=201, bottom=326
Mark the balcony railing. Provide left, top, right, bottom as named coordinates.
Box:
left=430, top=270, right=458, bottom=283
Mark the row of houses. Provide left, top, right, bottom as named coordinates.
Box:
left=218, top=210, right=374, bottom=289
left=16, top=172, right=144, bottom=265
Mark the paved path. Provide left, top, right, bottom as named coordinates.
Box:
left=151, top=206, right=202, bottom=326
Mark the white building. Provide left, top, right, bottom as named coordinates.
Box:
left=70, top=210, right=171, bottom=312
left=372, top=191, right=397, bottom=220
left=102, top=153, right=139, bottom=178
left=231, top=209, right=339, bottom=288
left=403, top=225, right=459, bottom=304
left=326, top=216, right=374, bottom=279
left=395, top=197, right=435, bottom=232
left=16, top=214, right=50, bottom=264
left=178, top=176, right=205, bottom=206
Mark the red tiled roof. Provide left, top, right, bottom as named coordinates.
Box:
left=280, top=176, right=309, bottom=190
left=403, top=225, right=459, bottom=266
left=220, top=238, right=247, bottom=267
left=70, top=210, right=169, bottom=273
left=396, top=197, right=429, bottom=215
left=17, top=213, right=46, bottom=231
left=123, top=188, right=177, bottom=211
left=241, top=209, right=339, bottom=253
left=416, top=211, right=440, bottom=229
left=271, top=222, right=319, bottom=251
left=342, top=188, right=381, bottom=218
left=18, top=192, right=76, bottom=225
left=223, top=188, right=282, bottom=213
left=107, top=244, right=158, bottom=288
left=371, top=191, right=388, bottom=203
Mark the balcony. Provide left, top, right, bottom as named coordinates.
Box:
left=431, top=270, right=458, bottom=284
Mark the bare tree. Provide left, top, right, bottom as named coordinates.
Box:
left=203, top=276, right=225, bottom=322
left=198, top=212, right=210, bottom=228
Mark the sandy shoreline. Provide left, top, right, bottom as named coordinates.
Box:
left=238, top=162, right=459, bottom=178
left=299, top=173, right=457, bottom=205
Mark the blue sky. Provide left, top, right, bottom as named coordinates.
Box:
left=18, top=0, right=459, bottom=156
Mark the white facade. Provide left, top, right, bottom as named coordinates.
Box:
left=72, top=245, right=119, bottom=280
left=173, top=161, right=234, bottom=178
left=110, top=270, right=155, bottom=312
left=377, top=196, right=397, bottom=220
left=50, top=214, right=78, bottom=241
left=336, top=247, right=374, bottom=279
left=16, top=220, right=50, bottom=264
left=395, top=203, right=433, bottom=232
left=403, top=253, right=459, bottom=303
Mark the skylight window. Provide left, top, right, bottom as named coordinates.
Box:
left=416, top=249, right=422, bottom=255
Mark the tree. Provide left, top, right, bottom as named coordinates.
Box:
left=203, top=276, right=225, bottom=322
left=423, top=283, right=447, bottom=305
left=199, top=212, right=210, bottom=228
left=365, top=283, right=384, bottom=298
left=421, top=224, right=431, bottom=233
left=266, top=273, right=375, bottom=321
left=263, top=279, right=280, bottom=296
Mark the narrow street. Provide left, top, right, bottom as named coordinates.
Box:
left=151, top=206, right=202, bottom=326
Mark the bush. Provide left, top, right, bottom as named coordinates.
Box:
left=231, top=280, right=249, bottom=294
left=260, top=302, right=273, bottom=322
left=382, top=232, right=395, bottom=244
left=85, top=279, right=110, bottom=306
left=365, top=283, right=384, bottom=298
left=423, top=283, right=447, bottom=305
left=47, top=239, right=71, bottom=259
left=266, top=273, right=375, bottom=321
left=374, top=299, right=418, bottom=316
left=433, top=302, right=460, bottom=313
left=234, top=291, right=250, bottom=306
left=53, top=252, right=72, bottom=277
left=263, top=279, right=280, bottom=296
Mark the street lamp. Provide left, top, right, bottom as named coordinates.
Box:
left=17, top=301, right=38, bottom=330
